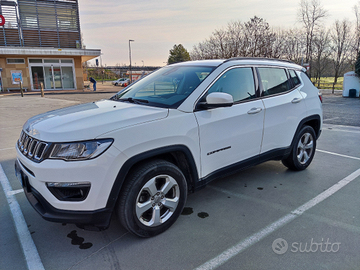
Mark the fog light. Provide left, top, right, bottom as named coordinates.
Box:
left=46, top=182, right=91, bottom=201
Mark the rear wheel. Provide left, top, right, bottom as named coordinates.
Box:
left=117, top=160, right=187, bottom=237
left=282, top=125, right=316, bottom=171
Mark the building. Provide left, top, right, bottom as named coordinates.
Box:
left=0, top=0, right=100, bottom=92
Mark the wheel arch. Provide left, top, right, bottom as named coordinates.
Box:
left=285, top=114, right=321, bottom=158
left=105, top=145, right=199, bottom=210
left=301, top=115, right=321, bottom=139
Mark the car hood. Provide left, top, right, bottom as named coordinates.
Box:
left=23, top=100, right=169, bottom=142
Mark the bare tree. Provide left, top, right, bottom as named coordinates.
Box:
left=242, top=16, right=276, bottom=57
left=280, top=28, right=306, bottom=64
left=191, top=27, right=233, bottom=60
left=225, top=20, right=244, bottom=57
left=353, top=1, right=360, bottom=56
left=268, top=28, right=287, bottom=59
left=312, top=27, right=331, bottom=87
left=298, top=0, right=328, bottom=77
left=191, top=17, right=278, bottom=60
left=330, top=19, right=353, bottom=93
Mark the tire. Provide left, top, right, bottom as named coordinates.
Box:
left=282, top=125, right=316, bottom=171
left=114, top=83, right=118, bottom=86
left=117, top=160, right=187, bottom=237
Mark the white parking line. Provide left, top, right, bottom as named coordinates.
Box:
left=0, top=147, right=14, bottom=151
left=317, top=149, right=360, bottom=161
left=195, top=167, right=360, bottom=270
left=7, top=189, right=24, bottom=196
left=322, top=124, right=360, bottom=134
left=0, top=165, right=44, bottom=270
left=324, top=117, right=340, bottom=122
left=0, top=126, right=23, bottom=130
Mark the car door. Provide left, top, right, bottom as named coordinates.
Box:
left=257, top=67, right=307, bottom=154
left=194, top=67, right=265, bottom=178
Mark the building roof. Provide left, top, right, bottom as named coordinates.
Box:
left=0, top=46, right=101, bottom=62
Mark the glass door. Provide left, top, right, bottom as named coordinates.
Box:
left=44, top=66, right=54, bottom=89
left=30, top=59, right=75, bottom=90
left=53, top=66, right=63, bottom=89
left=31, top=66, right=44, bottom=90
left=44, top=66, right=63, bottom=89
left=61, top=66, right=75, bottom=88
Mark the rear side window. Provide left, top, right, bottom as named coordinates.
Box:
left=258, top=68, right=291, bottom=96
left=288, top=69, right=301, bottom=87
left=207, top=67, right=256, bottom=102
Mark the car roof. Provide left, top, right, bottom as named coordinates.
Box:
left=168, top=59, right=225, bottom=67
left=168, top=58, right=304, bottom=70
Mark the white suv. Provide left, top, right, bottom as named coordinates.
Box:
left=15, top=58, right=322, bottom=237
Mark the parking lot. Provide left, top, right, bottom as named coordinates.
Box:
left=0, top=91, right=359, bottom=270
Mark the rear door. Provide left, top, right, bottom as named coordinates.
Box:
left=258, top=67, right=307, bottom=154
left=195, top=67, right=264, bottom=178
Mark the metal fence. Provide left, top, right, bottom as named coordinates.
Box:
left=0, top=0, right=81, bottom=48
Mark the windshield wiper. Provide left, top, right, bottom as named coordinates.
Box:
left=118, top=97, right=149, bottom=104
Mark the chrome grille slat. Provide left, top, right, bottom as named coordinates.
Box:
left=28, top=140, right=38, bottom=158
left=17, top=131, right=49, bottom=162
left=34, top=142, right=48, bottom=160
left=23, top=137, right=32, bottom=155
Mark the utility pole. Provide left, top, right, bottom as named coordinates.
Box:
left=129, top=40, right=134, bottom=83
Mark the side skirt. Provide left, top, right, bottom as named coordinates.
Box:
left=194, top=147, right=289, bottom=191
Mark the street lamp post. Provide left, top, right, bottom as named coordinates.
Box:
left=129, top=39, right=134, bottom=83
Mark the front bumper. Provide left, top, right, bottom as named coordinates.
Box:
left=15, top=159, right=112, bottom=230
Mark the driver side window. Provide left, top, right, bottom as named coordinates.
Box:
left=207, top=67, right=256, bottom=102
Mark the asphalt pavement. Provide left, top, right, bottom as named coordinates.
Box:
left=0, top=89, right=359, bottom=270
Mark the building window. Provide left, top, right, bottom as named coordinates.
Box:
left=29, top=59, right=43, bottom=63
left=61, top=59, right=73, bottom=63
left=44, top=59, right=60, bottom=64
left=7, top=59, right=25, bottom=64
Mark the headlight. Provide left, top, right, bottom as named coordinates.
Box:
left=49, top=139, right=113, bottom=161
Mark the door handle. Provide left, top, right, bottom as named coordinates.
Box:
left=247, top=107, right=262, bottom=114
left=291, top=97, right=302, bottom=104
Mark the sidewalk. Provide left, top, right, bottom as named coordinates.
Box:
left=0, top=81, right=122, bottom=97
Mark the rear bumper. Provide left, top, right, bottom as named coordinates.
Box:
left=15, top=159, right=112, bottom=231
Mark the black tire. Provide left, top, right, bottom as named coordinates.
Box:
left=282, top=125, right=316, bottom=171
left=117, top=159, right=187, bottom=237
left=114, top=83, right=118, bottom=86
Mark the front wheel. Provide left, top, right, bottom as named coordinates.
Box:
left=117, top=160, right=187, bottom=237
left=282, top=125, right=316, bottom=171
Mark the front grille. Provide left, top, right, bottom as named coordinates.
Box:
left=17, top=131, right=49, bottom=162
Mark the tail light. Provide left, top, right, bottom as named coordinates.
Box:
left=318, top=92, right=323, bottom=103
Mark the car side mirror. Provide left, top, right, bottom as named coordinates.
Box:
left=198, top=92, right=234, bottom=110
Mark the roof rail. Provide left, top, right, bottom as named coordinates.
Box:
left=224, top=57, right=295, bottom=64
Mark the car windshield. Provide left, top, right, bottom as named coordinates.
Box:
left=111, top=65, right=215, bottom=108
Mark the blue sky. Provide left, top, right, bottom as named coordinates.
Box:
left=78, top=0, right=358, bottom=67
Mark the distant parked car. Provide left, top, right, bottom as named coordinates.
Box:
left=112, top=78, right=127, bottom=86
left=119, top=79, right=130, bottom=87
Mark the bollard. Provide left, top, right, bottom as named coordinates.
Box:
left=40, top=82, right=44, bottom=97
left=20, top=82, right=24, bottom=97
